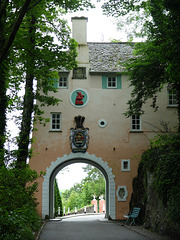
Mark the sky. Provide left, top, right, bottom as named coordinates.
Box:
left=64, top=0, right=125, bottom=42
left=56, top=163, right=89, bottom=191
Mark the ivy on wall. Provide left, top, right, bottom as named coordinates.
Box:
left=129, top=133, right=180, bottom=239
left=142, top=133, right=180, bottom=223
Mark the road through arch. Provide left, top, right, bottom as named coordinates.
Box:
left=42, top=152, right=116, bottom=219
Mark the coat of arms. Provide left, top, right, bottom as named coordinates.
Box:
left=70, top=115, right=89, bottom=153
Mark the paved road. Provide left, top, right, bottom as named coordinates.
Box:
left=38, top=214, right=152, bottom=240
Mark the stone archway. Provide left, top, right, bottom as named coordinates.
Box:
left=42, top=152, right=116, bottom=219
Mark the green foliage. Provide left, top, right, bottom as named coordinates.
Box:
left=0, top=0, right=93, bottom=166
left=61, top=165, right=105, bottom=212
left=0, top=207, right=39, bottom=240
left=54, top=179, right=63, bottom=216
left=124, top=41, right=166, bottom=116
left=0, top=166, right=41, bottom=239
left=103, top=0, right=180, bottom=131
left=142, top=133, right=180, bottom=222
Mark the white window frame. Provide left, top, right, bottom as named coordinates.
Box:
left=131, top=114, right=141, bottom=131
left=58, top=74, right=68, bottom=88
left=107, top=76, right=117, bottom=89
left=121, top=159, right=130, bottom=172
left=50, top=112, right=61, bottom=131
left=168, top=89, right=178, bottom=107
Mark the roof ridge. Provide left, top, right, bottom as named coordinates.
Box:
left=87, top=42, right=136, bottom=44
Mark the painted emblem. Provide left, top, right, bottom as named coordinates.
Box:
left=70, top=89, right=89, bottom=108
left=70, top=115, right=89, bottom=153
left=75, top=91, right=84, bottom=105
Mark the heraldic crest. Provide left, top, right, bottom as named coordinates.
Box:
left=70, top=115, right=89, bottom=153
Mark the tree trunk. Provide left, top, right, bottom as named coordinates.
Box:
left=0, top=2, right=9, bottom=166
left=16, top=15, right=36, bottom=168
left=0, top=0, right=32, bottom=64
left=176, top=83, right=180, bottom=132
left=0, top=61, right=8, bottom=167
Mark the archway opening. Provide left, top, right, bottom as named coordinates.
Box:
left=49, top=159, right=109, bottom=219
left=54, top=163, right=106, bottom=217
left=42, top=153, right=116, bottom=220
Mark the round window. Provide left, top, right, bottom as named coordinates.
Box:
left=98, top=119, right=107, bottom=128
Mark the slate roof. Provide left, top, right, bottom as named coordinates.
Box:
left=88, top=42, right=134, bottom=73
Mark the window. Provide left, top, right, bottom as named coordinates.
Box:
left=102, top=75, right=121, bottom=89
left=51, top=113, right=61, bottom=131
left=107, top=77, right=117, bottom=88
left=168, top=89, right=178, bottom=106
left=121, top=159, right=130, bottom=171
left=131, top=115, right=141, bottom=131
left=58, top=74, right=68, bottom=88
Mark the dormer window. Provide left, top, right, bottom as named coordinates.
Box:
left=107, top=76, right=117, bottom=88
left=102, top=75, right=121, bottom=89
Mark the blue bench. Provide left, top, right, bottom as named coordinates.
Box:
left=123, top=207, right=141, bottom=225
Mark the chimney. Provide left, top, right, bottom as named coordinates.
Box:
left=71, top=17, right=88, bottom=45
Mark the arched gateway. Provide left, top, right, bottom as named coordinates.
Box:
left=29, top=16, right=176, bottom=221
left=42, top=152, right=116, bottom=219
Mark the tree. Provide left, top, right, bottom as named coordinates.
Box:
left=0, top=0, right=93, bottom=166
left=61, top=165, right=105, bottom=212
left=14, top=4, right=78, bottom=168
left=54, top=179, right=63, bottom=216
left=82, top=165, right=105, bottom=202
left=102, top=0, right=180, bottom=131
left=0, top=0, right=37, bottom=166
left=67, top=191, right=81, bottom=210
left=0, top=165, right=41, bottom=239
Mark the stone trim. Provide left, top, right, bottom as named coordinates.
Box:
left=116, top=186, right=128, bottom=201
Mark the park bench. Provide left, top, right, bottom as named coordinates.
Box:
left=123, top=207, right=141, bottom=225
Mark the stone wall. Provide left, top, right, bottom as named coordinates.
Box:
left=129, top=164, right=180, bottom=240
left=65, top=205, right=95, bottom=216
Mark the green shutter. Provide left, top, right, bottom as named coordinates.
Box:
left=48, top=78, right=58, bottom=89
left=53, top=78, right=58, bottom=88
left=117, top=75, right=121, bottom=89
left=102, top=76, right=107, bottom=89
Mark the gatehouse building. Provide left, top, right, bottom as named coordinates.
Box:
left=29, top=17, right=178, bottom=219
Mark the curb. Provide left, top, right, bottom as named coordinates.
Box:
left=35, top=220, right=47, bottom=240
left=57, top=213, right=105, bottom=220
left=120, top=224, right=171, bottom=240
